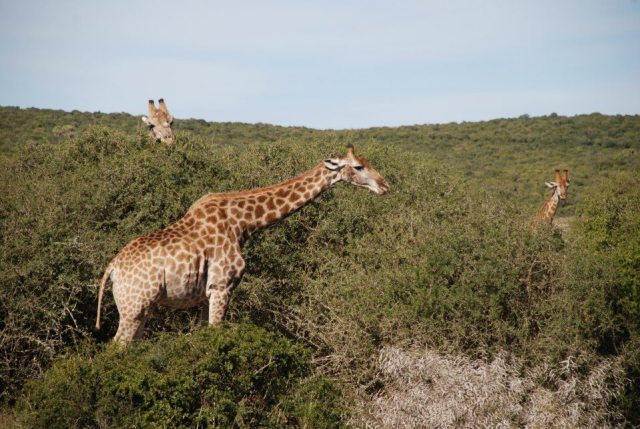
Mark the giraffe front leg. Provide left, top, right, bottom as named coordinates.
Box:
left=207, top=286, right=232, bottom=325
left=205, top=254, right=245, bottom=325
left=208, top=276, right=245, bottom=324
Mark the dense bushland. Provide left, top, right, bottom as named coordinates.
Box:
left=19, top=324, right=343, bottom=428
left=0, top=127, right=335, bottom=401
left=561, top=173, right=640, bottom=421
left=0, top=106, right=322, bottom=154
left=3, top=106, right=639, bottom=213
left=1, top=108, right=639, bottom=426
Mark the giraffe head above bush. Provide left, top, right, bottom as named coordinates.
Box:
left=142, top=99, right=174, bottom=144
left=545, top=169, right=569, bottom=201
left=323, top=144, right=390, bottom=195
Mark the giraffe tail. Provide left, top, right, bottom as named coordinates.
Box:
left=95, top=264, right=113, bottom=331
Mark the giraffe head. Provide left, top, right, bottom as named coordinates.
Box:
left=141, top=99, right=174, bottom=144
left=545, top=169, right=570, bottom=201
left=323, top=144, right=390, bottom=195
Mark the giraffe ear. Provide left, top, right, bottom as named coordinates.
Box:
left=323, top=158, right=345, bottom=171
left=545, top=182, right=557, bottom=188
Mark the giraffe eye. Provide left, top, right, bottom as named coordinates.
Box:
left=354, top=165, right=364, bottom=171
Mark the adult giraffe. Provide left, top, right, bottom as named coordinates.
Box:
left=142, top=99, right=174, bottom=144
left=96, top=145, right=389, bottom=342
left=533, top=169, right=570, bottom=227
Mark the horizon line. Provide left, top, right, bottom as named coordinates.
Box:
left=1, top=103, right=638, bottom=132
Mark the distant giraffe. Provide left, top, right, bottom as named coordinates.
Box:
left=142, top=99, right=174, bottom=144
left=533, top=169, right=570, bottom=226
left=96, top=145, right=390, bottom=342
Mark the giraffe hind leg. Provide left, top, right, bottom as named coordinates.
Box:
left=113, top=303, right=152, bottom=342
left=114, top=316, right=148, bottom=342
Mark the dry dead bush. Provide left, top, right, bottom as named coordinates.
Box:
left=360, top=347, right=625, bottom=428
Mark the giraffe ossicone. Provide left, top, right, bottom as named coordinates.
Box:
left=533, top=169, right=569, bottom=227
left=96, top=145, right=390, bottom=342
left=142, top=98, right=174, bottom=144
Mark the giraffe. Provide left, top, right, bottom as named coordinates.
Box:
left=142, top=99, right=174, bottom=144
left=96, top=145, right=390, bottom=342
left=533, top=169, right=570, bottom=226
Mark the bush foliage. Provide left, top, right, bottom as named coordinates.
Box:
left=1, top=107, right=639, bottom=425
left=19, top=324, right=343, bottom=428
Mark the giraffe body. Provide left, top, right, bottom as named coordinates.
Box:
left=142, top=99, right=174, bottom=144
left=533, top=169, right=570, bottom=226
left=96, top=146, right=389, bottom=342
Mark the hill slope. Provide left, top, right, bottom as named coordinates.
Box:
left=2, top=106, right=638, bottom=214
left=1, top=106, right=639, bottom=426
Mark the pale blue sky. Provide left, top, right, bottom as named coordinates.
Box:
left=1, top=0, right=638, bottom=129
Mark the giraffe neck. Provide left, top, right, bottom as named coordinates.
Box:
left=244, top=163, right=337, bottom=232
left=190, top=163, right=339, bottom=239
left=537, top=189, right=560, bottom=224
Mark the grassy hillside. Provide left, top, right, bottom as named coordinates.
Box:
left=350, top=113, right=639, bottom=216
left=1, top=106, right=639, bottom=427
left=3, top=106, right=637, bottom=214
left=0, top=106, right=322, bottom=153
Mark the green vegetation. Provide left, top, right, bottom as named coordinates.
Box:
left=1, top=106, right=639, bottom=426
left=18, top=324, right=343, bottom=429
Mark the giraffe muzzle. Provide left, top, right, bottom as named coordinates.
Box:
left=377, top=181, right=390, bottom=195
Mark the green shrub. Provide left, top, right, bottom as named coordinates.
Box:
left=18, top=324, right=344, bottom=428
left=0, top=126, right=340, bottom=403
left=569, top=174, right=640, bottom=351
left=2, top=109, right=639, bottom=424
left=557, top=173, right=640, bottom=422
left=240, top=168, right=566, bottom=381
